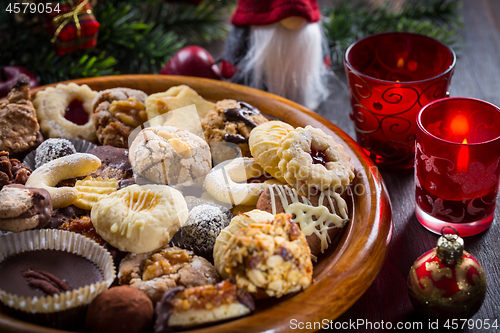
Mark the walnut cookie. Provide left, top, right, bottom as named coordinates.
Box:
left=118, top=246, right=220, bottom=303
left=92, top=88, right=148, bottom=148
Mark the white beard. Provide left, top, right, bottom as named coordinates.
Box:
left=236, top=22, right=330, bottom=110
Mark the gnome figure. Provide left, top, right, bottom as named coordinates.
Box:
left=220, top=0, right=331, bottom=110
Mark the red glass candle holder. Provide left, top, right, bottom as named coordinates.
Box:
left=344, top=32, right=456, bottom=169
left=415, top=98, right=500, bottom=236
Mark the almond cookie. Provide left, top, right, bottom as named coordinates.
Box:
left=202, top=100, right=268, bottom=160
left=257, top=184, right=349, bottom=257
left=0, top=184, right=52, bottom=232
left=129, top=126, right=211, bottom=186
left=222, top=213, right=313, bottom=298
left=118, top=246, right=219, bottom=302
left=249, top=121, right=294, bottom=183
left=0, top=74, right=40, bottom=155
left=33, top=83, right=97, bottom=142
left=91, top=185, right=188, bottom=253
left=146, top=85, right=214, bottom=121
left=213, top=209, right=274, bottom=278
left=154, top=280, right=254, bottom=332
left=277, top=125, right=355, bottom=194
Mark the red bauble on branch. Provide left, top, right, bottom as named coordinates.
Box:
left=407, top=227, right=487, bottom=320
left=0, top=66, right=39, bottom=98
left=160, top=46, right=221, bottom=80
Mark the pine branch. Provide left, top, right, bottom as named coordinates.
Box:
left=323, top=0, right=463, bottom=68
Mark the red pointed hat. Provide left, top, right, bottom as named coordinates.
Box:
left=231, top=0, right=321, bottom=26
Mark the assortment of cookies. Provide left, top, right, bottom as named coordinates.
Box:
left=0, top=79, right=355, bottom=332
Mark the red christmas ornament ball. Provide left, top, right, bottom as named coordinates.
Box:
left=160, top=46, right=220, bottom=80
left=407, top=232, right=486, bottom=320
left=0, top=66, right=39, bottom=98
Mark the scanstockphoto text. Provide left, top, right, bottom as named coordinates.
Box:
left=290, top=318, right=499, bottom=330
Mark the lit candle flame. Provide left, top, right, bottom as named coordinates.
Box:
left=397, top=58, right=404, bottom=68
left=457, top=139, right=469, bottom=173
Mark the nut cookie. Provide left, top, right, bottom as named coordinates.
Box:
left=249, top=121, right=294, bottom=183
left=202, top=100, right=268, bottom=160
left=91, top=87, right=148, bottom=111
left=277, top=126, right=355, bottom=194
left=0, top=74, right=40, bottom=155
left=222, top=213, right=313, bottom=298
left=129, top=126, right=211, bottom=186
left=119, top=246, right=220, bottom=302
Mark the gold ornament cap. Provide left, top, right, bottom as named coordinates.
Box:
left=436, top=226, right=464, bottom=265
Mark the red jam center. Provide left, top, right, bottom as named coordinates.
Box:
left=64, top=99, right=89, bottom=125
left=310, top=148, right=328, bottom=166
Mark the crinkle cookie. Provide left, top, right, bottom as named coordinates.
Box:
left=129, top=126, right=211, bottom=186
left=202, top=100, right=268, bottom=160
left=92, top=88, right=148, bottom=148
left=222, top=213, right=313, bottom=299
left=0, top=74, right=40, bottom=155
left=33, top=83, right=97, bottom=142
left=277, top=126, right=355, bottom=194
left=249, top=121, right=294, bottom=183
left=118, top=246, right=220, bottom=302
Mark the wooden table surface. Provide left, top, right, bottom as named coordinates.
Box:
left=314, top=0, right=500, bottom=331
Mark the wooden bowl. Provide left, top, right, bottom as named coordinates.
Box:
left=0, top=75, right=392, bottom=333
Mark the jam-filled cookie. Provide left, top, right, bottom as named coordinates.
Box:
left=277, top=125, right=355, bottom=194
left=33, top=83, right=97, bottom=142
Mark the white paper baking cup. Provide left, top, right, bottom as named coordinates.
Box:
left=0, top=229, right=115, bottom=327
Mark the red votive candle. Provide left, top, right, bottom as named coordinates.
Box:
left=415, top=97, right=500, bottom=236
left=344, top=32, right=456, bottom=169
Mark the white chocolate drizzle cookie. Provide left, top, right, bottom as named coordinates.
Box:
left=203, top=157, right=283, bottom=206
left=25, top=153, right=101, bottom=209
left=277, top=125, right=355, bottom=193
left=33, top=83, right=97, bottom=142
left=249, top=121, right=294, bottom=183
left=258, top=184, right=348, bottom=258
left=91, top=185, right=188, bottom=253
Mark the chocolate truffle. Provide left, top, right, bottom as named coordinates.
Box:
left=182, top=204, right=231, bottom=250
left=34, top=138, right=76, bottom=168
left=86, top=286, right=154, bottom=333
